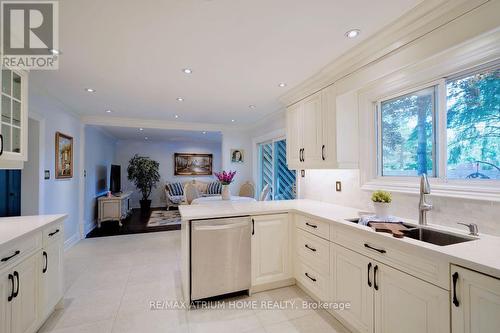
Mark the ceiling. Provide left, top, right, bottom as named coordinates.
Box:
left=96, top=125, right=222, bottom=143
left=30, top=0, right=421, bottom=125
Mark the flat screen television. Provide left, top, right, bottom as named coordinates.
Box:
left=110, top=164, right=121, bottom=194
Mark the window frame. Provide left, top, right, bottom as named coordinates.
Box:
left=359, top=59, right=500, bottom=201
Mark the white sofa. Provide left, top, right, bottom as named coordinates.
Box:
left=165, top=180, right=220, bottom=210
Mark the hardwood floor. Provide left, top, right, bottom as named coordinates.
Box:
left=86, top=208, right=180, bottom=238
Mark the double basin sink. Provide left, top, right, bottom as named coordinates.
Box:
left=346, top=218, right=477, bottom=246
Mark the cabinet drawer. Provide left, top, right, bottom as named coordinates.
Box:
left=332, top=227, right=449, bottom=289
left=295, top=259, right=329, bottom=301
left=296, top=215, right=330, bottom=240
left=296, top=228, right=330, bottom=274
left=0, top=233, right=41, bottom=270
left=43, top=221, right=63, bottom=246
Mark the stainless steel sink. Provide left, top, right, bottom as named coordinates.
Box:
left=402, top=228, right=476, bottom=246
left=345, top=218, right=477, bottom=246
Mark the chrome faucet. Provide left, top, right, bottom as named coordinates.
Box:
left=418, top=174, right=433, bottom=226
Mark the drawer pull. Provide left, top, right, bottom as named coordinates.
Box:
left=48, top=229, right=60, bottom=237
left=305, top=222, right=318, bottom=229
left=452, top=272, right=460, bottom=307
left=1, top=250, right=20, bottom=262
left=304, top=244, right=317, bottom=252
left=305, top=272, right=316, bottom=282
left=364, top=243, right=386, bottom=254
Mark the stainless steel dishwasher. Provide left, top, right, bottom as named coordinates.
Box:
left=191, top=216, right=251, bottom=300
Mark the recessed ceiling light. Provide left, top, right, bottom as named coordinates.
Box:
left=145, top=137, right=149, bottom=140
left=182, top=68, right=192, bottom=74
left=202, top=131, right=207, bottom=134
left=231, top=119, right=235, bottom=123
left=49, top=48, right=61, bottom=55
left=84, top=88, right=96, bottom=93
left=174, top=114, right=179, bottom=119
left=176, top=97, right=184, bottom=102
left=345, top=29, right=361, bottom=38
left=249, top=105, right=256, bottom=109
left=278, top=82, right=287, bottom=88
left=105, top=109, right=112, bottom=113
left=139, top=128, right=143, bottom=131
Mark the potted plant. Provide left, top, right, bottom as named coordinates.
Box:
left=371, top=190, right=392, bottom=218
left=127, top=154, right=160, bottom=214
left=214, top=170, right=236, bottom=200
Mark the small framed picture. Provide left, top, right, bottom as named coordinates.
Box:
left=231, top=149, right=244, bottom=163
left=55, top=132, right=74, bottom=179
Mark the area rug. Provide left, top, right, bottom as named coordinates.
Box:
left=147, top=210, right=182, bottom=227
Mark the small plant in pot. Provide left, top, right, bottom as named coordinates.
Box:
left=214, top=170, right=236, bottom=200
left=371, top=190, right=392, bottom=218
left=127, top=154, right=160, bottom=214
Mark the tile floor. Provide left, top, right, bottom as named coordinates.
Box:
left=38, top=231, right=350, bottom=333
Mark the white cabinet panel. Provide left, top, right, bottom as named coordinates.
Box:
left=451, top=265, right=500, bottom=333
left=330, top=244, right=373, bottom=333
left=286, top=102, right=303, bottom=168
left=251, top=214, right=291, bottom=287
left=374, top=262, right=449, bottom=333
left=39, top=241, right=63, bottom=320
left=0, top=270, right=13, bottom=333
left=11, top=254, right=38, bottom=333
left=302, top=92, right=323, bottom=166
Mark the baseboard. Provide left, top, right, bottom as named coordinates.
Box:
left=250, top=278, right=295, bottom=294
left=64, top=233, right=80, bottom=252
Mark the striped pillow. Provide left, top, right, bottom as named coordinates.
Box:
left=167, top=182, right=184, bottom=196
left=207, top=181, right=222, bottom=195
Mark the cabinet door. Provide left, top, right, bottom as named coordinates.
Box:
left=374, top=262, right=449, bottom=333
left=301, top=92, right=323, bottom=165
left=11, top=253, right=39, bottom=333
left=39, top=241, right=64, bottom=320
left=330, top=244, right=373, bottom=333
left=451, top=265, right=500, bottom=333
left=0, top=270, right=13, bottom=333
left=251, top=214, right=291, bottom=287
left=286, top=102, right=303, bottom=169
left=321, top=86, right=337, bottom=167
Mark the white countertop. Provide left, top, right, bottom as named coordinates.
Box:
left=180, top=199, right=500, bottom=278
left=0, top=214, right=67, bottom=248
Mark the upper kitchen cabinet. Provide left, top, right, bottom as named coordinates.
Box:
left=285, top=85, right=358, bottom=170
left=0, top=67, right=28, bottom=170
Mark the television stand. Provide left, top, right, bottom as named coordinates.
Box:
left=97, top=191, right=132, bottom=228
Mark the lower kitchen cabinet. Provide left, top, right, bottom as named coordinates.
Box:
left=330, top=244, right=449, bottom=333
left=251, top=214, right=292, bottom=287
left=451, top=265, right=500, bottom=333
left=39, top=239, right=63, bottom=320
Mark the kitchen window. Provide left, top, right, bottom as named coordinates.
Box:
left=258, top=139, right=296, bottom=200
left=377, top=63, right=499, bottom=181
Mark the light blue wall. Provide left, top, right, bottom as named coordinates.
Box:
left=83, top=126, right=116, bottom=234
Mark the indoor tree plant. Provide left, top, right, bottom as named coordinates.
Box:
left=371, top=190, right=392, bottom=218
left=127, top=154, right=160, bottom=213
left=215, top=170, right=236, bottom=200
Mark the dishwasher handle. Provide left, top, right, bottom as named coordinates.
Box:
left=193, top=221, right=250, bottom=231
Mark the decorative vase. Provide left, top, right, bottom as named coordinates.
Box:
left=221, top=185, right=231, bottom=200
left=373, top=202, right=391, bottom=218
left=140, top=199, right=152, bottom=215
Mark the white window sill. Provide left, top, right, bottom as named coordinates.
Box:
left=361, top=178, right=500, bottom=202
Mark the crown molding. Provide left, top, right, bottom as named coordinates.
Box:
left=279, top=0, right=490, bottom=106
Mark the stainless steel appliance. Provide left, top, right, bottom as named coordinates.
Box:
left=191, top=216, right=251, bottom=300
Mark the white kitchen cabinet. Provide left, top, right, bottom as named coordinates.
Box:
left=451, top=265, right=500, bottom=333
left=39, top=240, right=63, bottom=320
left=0, top=270, right=12, bottom=333
left=0, top=68, right=28, bottom=170
left=251, top=214, right=292, bottom=288
left=11, top=254, right=39, bottom=333
left=285, top=85, right=358, bottom=170
left=330, top=244, right=373, bottom=333
left=330, top=244, right=449, bottom=333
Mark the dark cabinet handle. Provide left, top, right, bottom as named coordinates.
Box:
left=13, top=271, right=19, bottom=298
left=367, top=262, right=372, bottom=287
left=48, top=229, right=60, bottom=237
left=304, top=244, right=317, bottom=252
left=321, top=145, right=325, bottom=161
left=305, top=272, right=316, bottom=282
left=364, top=243, right=386, bottom=254
left=43, top=251, right=48, bottom=273
left=305, top=222, right=317, bottom=229
left=452, top=272, right=460, bottom=307
left=1, top=250, right=20, bottom=262
left=7, top=274, right=14, bottom=302
left=0, top=134, right=3, bottom=155
left=374, top=265, right=379, bottom=291
left=302, top=148, right=305, bottom=162
left=251, top=219, right=255, bottom=236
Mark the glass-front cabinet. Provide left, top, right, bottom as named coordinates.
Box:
left=0, top=67, right=28, bottom=168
